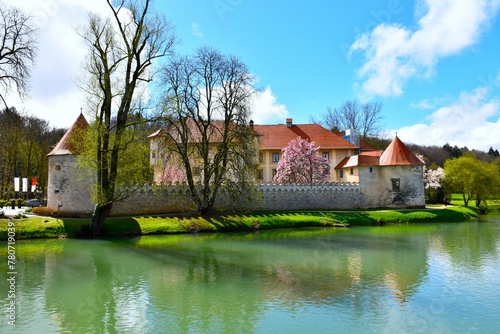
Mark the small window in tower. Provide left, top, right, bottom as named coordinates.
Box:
left=55, top=164, right=61, bottom=171
left=391, top=178, right=401, bottom=191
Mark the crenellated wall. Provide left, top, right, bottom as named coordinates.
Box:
left=110, top=182, right=364, bottom=215
left=248, top=182, right=364, bottom=211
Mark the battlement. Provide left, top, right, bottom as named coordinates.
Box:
left=107, top=181, right=365, bottom=215
left=118, top=181, right=361, bottom=194
left=255, top=181, right=360, bottom=193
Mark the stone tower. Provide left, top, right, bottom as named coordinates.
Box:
left=365, top=135, right=425, bottom=208
left=46, top=113, right=94, bottom=216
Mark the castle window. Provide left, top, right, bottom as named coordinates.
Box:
left=322, top=152, right=330, bottom=161
left=339, top=170, right=344, bottom=178
left=257, top=169, right=264, bottom=180
left=350, top=168, right=354, bottom=175
left=55, top=164, right=61, bottom=171
left=272, top=169, right=277, bottom=178
left=370, top=167, right=373, bottom=173
left=259, top=152, right=264, bottom=163
left=272, top=152, right=280, bottom=163
left=391, top=178, right=401, bottom=191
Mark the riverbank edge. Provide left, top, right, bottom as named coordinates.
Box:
left=0, top=206, right=479, bottom=240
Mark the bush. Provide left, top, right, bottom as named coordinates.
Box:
left=32, top=206, right=56, bottom=217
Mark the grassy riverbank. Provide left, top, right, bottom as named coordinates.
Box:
left=0, top=205, right=478, bottom=240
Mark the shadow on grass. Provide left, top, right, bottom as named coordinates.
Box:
left=60, top=217, right=142, bottom=238
left=207, top=215, right=252, bottom=232
left=331, top=212, right=375, bottom=225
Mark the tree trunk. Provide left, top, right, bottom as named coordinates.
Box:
left=90, top=203, right=113, bottom=237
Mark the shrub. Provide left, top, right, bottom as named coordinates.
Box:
left=32, top=206, right=56, bottom=217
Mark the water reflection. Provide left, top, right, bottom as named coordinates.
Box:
left=2, top=221, right=500, bottom=333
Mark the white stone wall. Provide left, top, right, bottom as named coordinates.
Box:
left=109, top=182, right=365, bottom=215
left=361, top=165, right=425, bottom=208
left=47, top=155, right=94, bottom=215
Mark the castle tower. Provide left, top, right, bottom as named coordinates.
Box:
left=335, top=135, right=425, bottom=208
left=375, top=135, right=425, bottom=207
left=47, top=113, right=94, bottom=215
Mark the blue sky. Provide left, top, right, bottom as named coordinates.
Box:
left=4, top=0, right=500, bottom=151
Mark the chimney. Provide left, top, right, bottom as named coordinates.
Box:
left=286, top=118, right=293, bottom=128
left=249, top=119, right=254, bottom=130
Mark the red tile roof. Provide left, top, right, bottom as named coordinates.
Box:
left=48, top=113, right=90, bottom=156
left=253, top=123, right=359, bottom=150
left=379, top=136, right=423, bottom=166
left=334, top=136, right=422, bottom=169
left=335, top=151, right=382, bottom=169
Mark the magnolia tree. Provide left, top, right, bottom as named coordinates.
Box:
left=158, top=166, right=186, bottom=184
left=274, top=137, right=330, bottom=184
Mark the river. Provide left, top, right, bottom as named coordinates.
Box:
left=2, top=215, right=500, bottom=333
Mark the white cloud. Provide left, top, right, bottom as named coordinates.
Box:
left=409, top=99, right=434, bottom=110
left=2, top=0, right=117, bottom=128
left=397, top=86, right=500, bottom=151
left=191, top=22, right=204, bottom=38
left=350, top=0, right=500, bottom=98
left=249, top=86, right=289, bottom=124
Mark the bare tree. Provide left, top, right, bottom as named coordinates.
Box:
left=79, top=0, right=176, bottom=236
left=0, top=2, right=37, bottom=108
left=159, top=46, right=258, bottom=214
left=321, top=100, right=384, bottom=140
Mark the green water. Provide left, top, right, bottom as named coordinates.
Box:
left=2, top=217, right=500, bottom=333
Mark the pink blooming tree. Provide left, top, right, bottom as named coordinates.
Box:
left=274, top=137, right=330, bottom=184
left=158, top=165, right=186, bottom=184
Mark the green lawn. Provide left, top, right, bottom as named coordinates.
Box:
left=449, top=193, right=500, bottom=211
left=0, top=206, right=478, bottom=240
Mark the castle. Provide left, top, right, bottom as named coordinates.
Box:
left=47, top=115, right=425, bottom=216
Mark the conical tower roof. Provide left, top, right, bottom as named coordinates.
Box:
left=47, top=113, right=90, bottom=156
left=379, top=136, right=423, bottom=166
